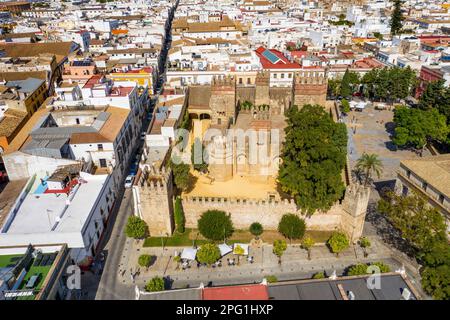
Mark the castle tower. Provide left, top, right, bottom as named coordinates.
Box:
left=207, top=135, right=233, bottom=182
left=209, top=75, right=236, bottom=126
left=340, top=183, right=371, bottom=243
left=292, top=70, right=327, bottom=108
left=135, top=165, right=174, bottom=236
left=254, top=71, right=270, bottom=107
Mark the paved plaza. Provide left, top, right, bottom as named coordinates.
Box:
left=344, top=104, right=431, bottom=181
left=115, top=233, right=422, bottom=293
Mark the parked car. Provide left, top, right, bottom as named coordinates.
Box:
left=124, top=175, right=135, bottom=188
left=129, top=161, right=138, bottom=176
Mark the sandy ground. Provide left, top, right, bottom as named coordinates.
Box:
left=184, top=172, right=278, bottom=199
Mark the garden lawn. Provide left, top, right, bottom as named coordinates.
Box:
left=144, top=228, right=208, bottom=247
left=0, top=254, right=22, bottom=268
left=143, top=229, right=333, bottom=247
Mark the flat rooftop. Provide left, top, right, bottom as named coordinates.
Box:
left=0, top=171, right=108, bottom=248
left=5, top=172, right=107, bottom=234
left=268, top=274, right=418, bottom=300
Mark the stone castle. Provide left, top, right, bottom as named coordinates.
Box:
left=134, top=70, right=370, bottom=243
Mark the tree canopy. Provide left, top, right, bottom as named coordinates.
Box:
left=392, top=106, right=448, bottom=150
left=278, top=104, right=347, bottom=215
left=273, top=239, right=287, bottom=264
left=378, top=191, right=447, bottom=252
left=378, top=191, right=450, bottom=300
left=174, top=196, right=185, bottom=233
left=327, top=232, right=350, bottom=256
left=355, top=153, right=383, bottom=186
left=125, top=216, right=149, bottom=239
left=340, top=69, right=359, bottom=98
left=191, top=138, right=208, bottom=172
left=196, top=243, right=221, bottom=265
left=145, top=276, right=165, bottom=292
left=249, top=222, right=263, bottom=237
left=361, top=66, right=416, bottom=101
left=278, top=214, right=306, bottom=241
left=170, top=159, right=192, bottom=192
left=390, top=0, right=404, bottom=36
left=419, top=79, right=450, bottom=124
left=138, top=254, right=154, bottom=268
left=197, top=210, right=234, bottom=241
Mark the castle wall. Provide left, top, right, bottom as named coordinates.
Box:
left=236, top=86, right=256, bottom=106
left=181, top=196, right=342, bottom=231
left=293, top=71, right=328, bottom=108
left=269, top=87, right=291, bottom=115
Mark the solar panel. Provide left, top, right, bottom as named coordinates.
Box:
left=262, top=49, right=280, bottom=64
left=72, top=60, right=91, bottom=67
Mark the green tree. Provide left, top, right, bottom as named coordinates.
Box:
left=421, top=265, right=450, bottom=300
left=278, top=213, right=306, bottom=242
left=378, top=191, right=447, bottom=252
left=301, top=236, right=315, bottom=260
left=370, top=262, right=391, bottom=273
left=249, top=222, right=263, bottom=238
left=145, top=276, right=165, bottom=292
left=327, top=232, right=350, bottom=257
left=420, top=241, right=450, bottom=268
left=174, top=196, right=185, bottom=233
left=312, top=271, right=325, bottom=279
left=418, top=241, right=450, bottom=300
left=340, top=69, right=359, bottom=98
left=419, top=80, right=450, bottom=123
left=347, top=263, right=369, bottom=276
left=197, top=210, right=234, bottom=241
left=196, top=243, right=221, bottom=266
left=170, top=159, right=191, bottom=192
left=278, top=104, right=347, bottom=215
left=191, top=138, right=208, bottom=172
left=359, top=237, right=371, bottom=257
left=392, top=106, right=449, bottom=151
left=373, top=32, right=383, bottom=40
left=341, top=98, right=350, bottom=114
left=328, top=78, right=341, bottom=97
left=125, top=216, right=149, bottom=239
left=241, top=100, right=253, bottom=111
left=138, top=254, right=154, bottom=269
left=390, top=0, right=404, bottom=36
left=273, top=240, right=287, bottom=265
left=356, top=153, right=384, bottom=186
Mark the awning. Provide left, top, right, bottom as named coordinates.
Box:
left=218, top=243, right=232, bottom=257
left=180, top=248, right=197, bottom=261
left=233, top=243, right=249, bottom=255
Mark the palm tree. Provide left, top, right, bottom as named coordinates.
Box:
left=356, top=153, right=383, bottom=186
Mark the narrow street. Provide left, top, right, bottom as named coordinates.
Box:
left=94, top=0, right=179, bottom=300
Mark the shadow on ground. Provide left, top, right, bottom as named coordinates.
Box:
left=365, top=201, right=416, bottom=259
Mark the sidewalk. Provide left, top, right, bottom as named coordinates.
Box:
left=119, top=234, right=403, bottom=288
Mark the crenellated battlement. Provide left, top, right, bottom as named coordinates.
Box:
left=255, top=70, right=270, bottom=85
left=294, top=71, right=327, bottom=86
left=211, top=75, right=235, bottom=89
left=182, top=196, right=296, bottom=206
left=138, top=164, right=172, bottom=193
